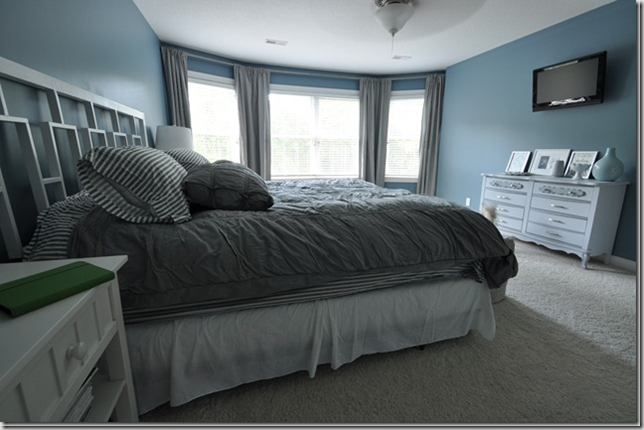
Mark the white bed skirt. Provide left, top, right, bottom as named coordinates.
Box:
left=125, top=277, right=495, bottom=414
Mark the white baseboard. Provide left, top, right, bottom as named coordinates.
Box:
left=607, top=255, right=637, bottom=273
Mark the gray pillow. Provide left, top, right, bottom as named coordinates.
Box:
left=182, top=160, right=274, bottom=211
left=163, top=148, right=209, bottom=172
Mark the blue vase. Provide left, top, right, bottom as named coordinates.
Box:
left=592, top=147, right=623, bottom=181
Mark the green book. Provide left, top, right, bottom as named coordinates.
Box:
left=0, top=261, right=115, bottom=317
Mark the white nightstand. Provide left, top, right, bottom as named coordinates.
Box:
left=0, top=256, right=137, bottom=423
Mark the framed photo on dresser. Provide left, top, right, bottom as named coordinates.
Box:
left=505, top=151, right=531, bottom=173
left=564, top=151, right=598, bottom=178
left=528, top=149, right=571, bottom=175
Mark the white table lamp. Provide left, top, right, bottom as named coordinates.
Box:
left=155, top=125, right=193, bottom=151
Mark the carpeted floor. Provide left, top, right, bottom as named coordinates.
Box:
left=140, top=240, right=638, bottom=424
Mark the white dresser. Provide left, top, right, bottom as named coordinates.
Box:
left=480, top=174, right=627, bottom=268
left=0, top=256, right=137, bottom=423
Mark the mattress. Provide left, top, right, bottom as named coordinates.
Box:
left=65, top=179, right=516, bottom=315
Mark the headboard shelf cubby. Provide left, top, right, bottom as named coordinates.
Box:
left=0, top=55, right=148, bottom=262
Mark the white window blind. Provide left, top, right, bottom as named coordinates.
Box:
left=385, top=95, right=424, bottom=180
left=270, top=89, right=359, bottom=179
left=187, top=74, right=240, bottom=163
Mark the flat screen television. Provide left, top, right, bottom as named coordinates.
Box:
left=532, top=51, right=607, bottom=112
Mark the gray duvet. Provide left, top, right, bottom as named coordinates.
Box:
left=68, top=179, right=517, bottom=311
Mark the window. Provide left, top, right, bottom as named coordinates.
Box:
left=385, top=92, right=425, bottom=180
left=270, top=86, right=359, bottom=179
left=187, top=72, right=240, bottom=163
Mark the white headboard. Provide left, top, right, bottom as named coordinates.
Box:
left=0, top=56, right=148, bottom=261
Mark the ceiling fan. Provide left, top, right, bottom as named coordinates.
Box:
left=374, top=0, right=414, bottom=41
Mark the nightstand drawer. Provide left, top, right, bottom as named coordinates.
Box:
left=527, top=222, right=585, bottom=247
left=528, top=210, right=587, bottom=233
left=530, top=196, right=590, bottom=218
left=483, top=189, right=527, bottom=206
left=52, top=282, right=116, bottom=392
left=0, top=279, right=119, bottom=422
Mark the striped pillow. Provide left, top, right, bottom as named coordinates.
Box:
left=163, top=148, right=209, bottom=172
left=23, top=190, right=96, bottom=261
left=77, top=146, right=191, bottom=224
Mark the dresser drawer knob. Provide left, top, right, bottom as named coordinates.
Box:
left=497, top=195, right=510, bottom=200
left=67, top=342, right=88, bottom=361
left=545, top=230, right=562, bottom=237
left=550, top=204, right=567, bottom=209
left=547, top=218, right=563, bottom=223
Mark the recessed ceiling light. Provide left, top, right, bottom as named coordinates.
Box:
left=392, top=55, right=411, bottom=60
left=266, top=39, right=288, bottom=46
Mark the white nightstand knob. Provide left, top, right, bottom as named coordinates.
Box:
left=67, top=342, right=88, bottom=360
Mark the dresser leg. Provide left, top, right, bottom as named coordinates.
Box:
left=581, top=254, right=590, bottom=269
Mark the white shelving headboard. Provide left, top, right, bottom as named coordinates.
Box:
left=0, top=56, right=148, bottom=261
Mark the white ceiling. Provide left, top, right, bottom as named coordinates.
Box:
left=133, top=0, right=616, bottom=75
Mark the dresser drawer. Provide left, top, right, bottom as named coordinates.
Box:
left=533, top=183, right=593, bottom=202
left=530, top=196, right=591, bottom=218
left=527, top=222, right=585, bottom=247
left=528, top=210, right=587, bottom=234
left=483, top=189, right=527, bottom=206
left=485, top=177, right=529, bottom=193
left=495, top=216, right=523, bottom=231
left=489, top=202, right=524, bottom=220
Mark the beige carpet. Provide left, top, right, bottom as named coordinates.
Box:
left=140, top=240, right=638, bottom=424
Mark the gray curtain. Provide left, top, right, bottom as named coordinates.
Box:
left=160, top=47, right=191, bottom=128
left=417, top=73, right=445, bottom=196
left=234, top=65, right=271, bottom=178
left=359, top=78, right=391, bottom=186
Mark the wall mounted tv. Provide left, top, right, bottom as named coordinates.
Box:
left=532, top=51, right=607, bottom=112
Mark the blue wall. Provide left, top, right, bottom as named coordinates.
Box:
left=0, top=0, right=167, bottom=262
left=438, top=0, right=636, bottom=261
left=0, top=0, right=167, bottom=138
left=184, top=46, right=429, bottom=93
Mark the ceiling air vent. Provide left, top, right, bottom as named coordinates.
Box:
left=265, top=39, right=288, bottom=46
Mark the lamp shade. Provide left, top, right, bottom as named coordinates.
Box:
left=375, top=2, right=414, bottom=36
left=155, top=125, right=193, bottom=151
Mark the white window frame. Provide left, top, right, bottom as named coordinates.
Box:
left=269, top=84, right=360, bottom=180
left=385, top=89, right=425, bottom=183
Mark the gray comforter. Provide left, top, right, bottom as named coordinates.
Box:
left=68, top=179, right=517, bottom=311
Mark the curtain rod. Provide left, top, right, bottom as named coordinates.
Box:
left=185, top=51, right=438, bottom=81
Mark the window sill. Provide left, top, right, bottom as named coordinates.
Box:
left=385, top=177, right=418, bottom=183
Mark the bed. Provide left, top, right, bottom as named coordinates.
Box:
left=0, top=55, right=518, bottom=415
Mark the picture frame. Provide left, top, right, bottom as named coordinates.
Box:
left=564, top=151, right=599, bottom=179
left=528, top=149, right=572, bottom=175
left=505, top=151, right=531, bottom=173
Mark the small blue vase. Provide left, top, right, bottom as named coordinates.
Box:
left=592, top=147, right=624, bottom=181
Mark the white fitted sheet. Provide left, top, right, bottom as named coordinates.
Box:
left=125, top=276, right=495, bottom=414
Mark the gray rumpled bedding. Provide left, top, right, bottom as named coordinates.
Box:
left=68, top=179, right=518, bottom=311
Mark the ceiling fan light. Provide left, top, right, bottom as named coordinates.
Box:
left=375, top=3, right=414, bottom=36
